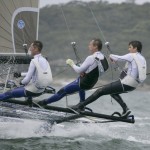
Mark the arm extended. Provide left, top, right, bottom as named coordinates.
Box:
left=21, top=61, right=36, bottom=85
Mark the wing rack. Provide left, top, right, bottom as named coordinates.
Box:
left=3, top=99, right=135, bottom=124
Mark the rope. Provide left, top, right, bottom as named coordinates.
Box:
left=59, top=2, right=81, bottom=64
left=52, top=2, right=82, bottom=78
left=87, top=3, right=107, bottom=43
left=86, top=2, right=120, bottom=104
left=59, top=3, right=74, bottom=42
left=86, top=2, right=122, bottom=72
left=52, top=67, right=69, bottom=79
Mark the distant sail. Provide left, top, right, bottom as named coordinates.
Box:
left=0, top=0, right=39, bottom=54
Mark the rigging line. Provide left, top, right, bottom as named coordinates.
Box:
left=86, top=3, right=116, bottom=71
left=86, top=2, right=107, bottom=43
left=52, top=67, right=69, bottom=78
left=86, top=2, right=121, bottom=72
left=59, top=2, right=81, bottom=64
left=50, top=66, right=68, bottom=78
left=52, top=3, right=80, bottom=77
left=59, top=3, right=74, bottom=42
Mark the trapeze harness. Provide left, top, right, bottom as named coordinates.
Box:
left=73, top=51, right=109, bottom=90
left=24, top=55, right=53, bottom=96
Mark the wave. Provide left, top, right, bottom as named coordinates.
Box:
left=0, top=118, right=150, bottom=147
left=127, top=136, right=150, bottom=145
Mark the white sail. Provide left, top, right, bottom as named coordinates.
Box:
left=0, top=0, right=39, bottom=54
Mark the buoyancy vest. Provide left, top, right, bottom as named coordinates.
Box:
left=25, top=58, right=53, bottom=93
left=80, top=54, right=109, bottom=90
left=132, top=53, right=147, bottom=83
left=95, top=56, right=109, bottom=76
left=121, top=53, right=146, bottom=88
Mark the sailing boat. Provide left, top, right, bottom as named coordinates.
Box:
left=0, top=0, right=47, bottom=120
left=0, top=0, right=134, bottom=125
left=0, top=0, right=79, bottom=124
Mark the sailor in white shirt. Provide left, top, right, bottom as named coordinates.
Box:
left=38, top=39, right=109, bottom=105
left=0, top=41, right=52, bottom=100
left=74, top=41, right=147, bottom=117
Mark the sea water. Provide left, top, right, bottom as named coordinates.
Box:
left=0, top=90, right=150, bottom=150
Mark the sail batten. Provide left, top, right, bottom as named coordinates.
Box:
left=0, top=29, right=11, bottom=41
left=0, top=0, right=39, bottom=54
left=0, top=26, right=11, bottom=36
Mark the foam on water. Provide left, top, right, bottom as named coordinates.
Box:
left=0, top=117, right=117, bottom=140
left=135, top=117, right=150, bottom=120
left=0, top=117, right=50, bottom=139
left=127, top=136, right=150, bottom=145
left=51, top=122, right=109, bottom=137
left=0, top=116, right=150, bottom=146
left=44, top=121, right=150, bottom=145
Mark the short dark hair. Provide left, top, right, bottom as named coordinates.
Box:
left=33, top=40, right=43, bottom=52
left=92, top=38, right=102, bottom=51
left=129, top=41, right=142, bottom=53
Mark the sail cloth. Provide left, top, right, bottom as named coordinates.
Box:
left=0, top=0, right=39, bottom=54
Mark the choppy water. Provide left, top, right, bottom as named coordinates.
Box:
left=0, top=90, right=150, bottom=150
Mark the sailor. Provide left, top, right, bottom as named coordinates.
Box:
left=0, top=41, right=53, bottom=100
left=73, top=41, right=147, bottom=117
left=38, top=38, right=109, bottom=105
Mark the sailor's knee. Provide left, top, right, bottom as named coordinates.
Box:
left=56, top=88, right=67, bottom=98
left=57, top=88, right=65, bottom=95
left=5, top=91, right=12, bottom=97
left=93, top=88, right=103, bottom=98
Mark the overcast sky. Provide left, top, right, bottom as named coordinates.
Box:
left=40, top=0, right=150, bottom=8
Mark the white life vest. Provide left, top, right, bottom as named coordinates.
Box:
left=132, top=53, right=147, bottom=83
left=25, top=59, right=53, bottom=93
left=93, top=53, right=109, bottom=76
left=121, top=62, right=139, bottom=88
left=121, top=75, right=139, bottom=88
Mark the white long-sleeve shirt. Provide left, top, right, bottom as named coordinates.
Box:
left=21, top=54, right=49, bottom=85
left=110, top=52, right=147, bottom=87
left=72, top=51, right=104, bottom=74
left=110, top=53, right=138, bottom=79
